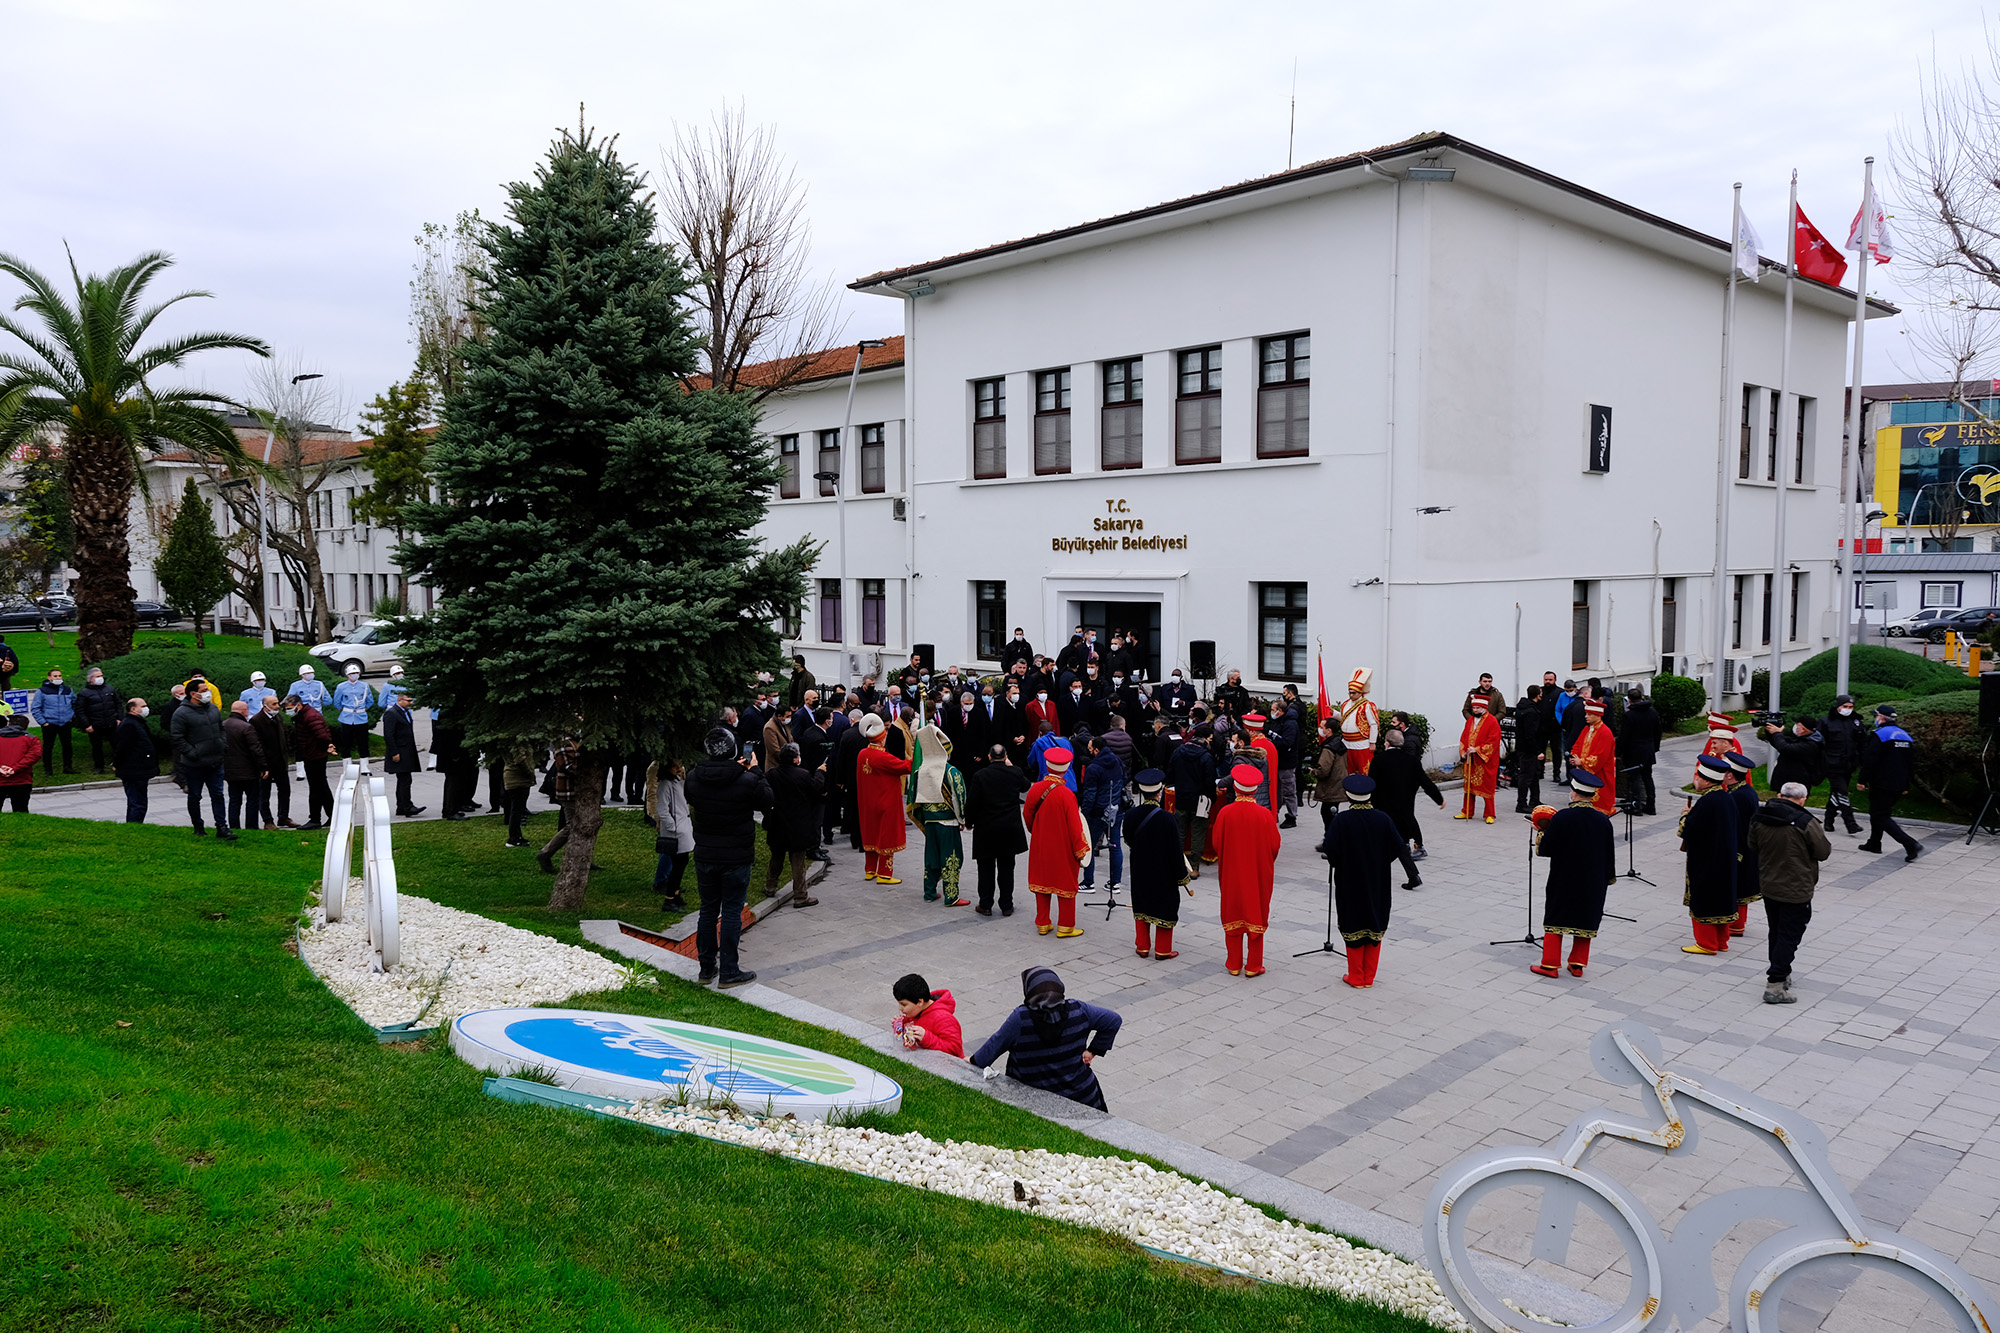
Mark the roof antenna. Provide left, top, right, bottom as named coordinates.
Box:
left=1287, top=58, right=1298, bottom=170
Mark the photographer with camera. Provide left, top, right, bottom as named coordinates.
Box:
left=1762, top=715, right=1825, bottom=796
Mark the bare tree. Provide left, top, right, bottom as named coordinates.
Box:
left=200, top=357, right=348, bottom=643
left=657, top=104, right=846, bottom=399
left=411, top=210, right=486, bottom=401
left=1913, top=480, right=1972, bottom=549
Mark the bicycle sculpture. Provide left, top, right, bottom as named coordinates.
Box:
left=319, top=758, right=400, bottom=971
left=1423, top=1022, right=1993, bottom=1332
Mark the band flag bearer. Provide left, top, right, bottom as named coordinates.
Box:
left=1209, top=763, right=1281, bottom=976
left=1530, top=771, right=1618, bottom=978
left=1025, top=747, right=1090, bottom=938
left=1126, top=769, right=1190, bottom=960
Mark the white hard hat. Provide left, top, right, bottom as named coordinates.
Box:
left=250, top=671, right=266, bottom=683
left=344, top=663, right=361, bottom=676
left=299, top=664, right=315, bottom=676
left=388, top=665, right=403, bottom=678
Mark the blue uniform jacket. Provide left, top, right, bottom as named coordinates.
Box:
left=291, top=678, right=332, bottom=711
left=332, top=679, right=375, bottom=725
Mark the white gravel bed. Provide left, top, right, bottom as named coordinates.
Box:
left=299, top=884, right=629, bottom=1029
left=602, top=1101, right=1471, bottom=1330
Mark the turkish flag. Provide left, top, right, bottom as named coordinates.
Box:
left=1795, top=205, right=1848, bottom=286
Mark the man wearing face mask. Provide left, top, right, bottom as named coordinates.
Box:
left=251, top=693, right=296, bottom=827
left=1159, top=668, right=1196, bottom=717
left=76, top=666, right=120, bottom=773
left=113, top=697, right=157, bottom=822
left=171, top=681, right=235, bottom=839
left=1000, top=627, right=1035, bottom=674
left=332, top=664, right=375, bottom=758
left=992, top=679, right=1028, bottom=768
left=29, top=668, right=78, bottom=773
left=1056, top=677, right=1089, bottom=736
left=1025, top=684, right=1060, bottom=739
left=287, top=693, right=337, bottom=829
left=1817, top=694, right=1866, bottom=835
left=292, top=663, right=332, bottom=714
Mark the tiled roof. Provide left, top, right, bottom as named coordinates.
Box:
left=151, top=427, right=367, bottom=470
left=703, top=336, right=905, bottom=391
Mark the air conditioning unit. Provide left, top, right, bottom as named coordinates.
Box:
left=355, top=526, right=370, bottom=543
left=1723, top=657, right=1753, bottom=694
left=332, top=530, right=347, bottom=545
left=892, top=497, right=907, bottom=522
left=1659, top=654, right=1692, bottom=678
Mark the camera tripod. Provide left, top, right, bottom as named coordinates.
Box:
left=1965, top=722, right=2000, bottom=846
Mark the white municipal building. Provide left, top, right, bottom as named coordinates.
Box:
left=753, top=131, right=1885, bottom=741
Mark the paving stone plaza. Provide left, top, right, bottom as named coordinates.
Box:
left=37, top=721, right=2000, bottom=1327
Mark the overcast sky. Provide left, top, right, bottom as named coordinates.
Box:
left=1, top=0, right=1988, bottom=425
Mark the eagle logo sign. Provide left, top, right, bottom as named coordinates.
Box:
left=1957, top=467, right=2000, bottom=507
left=1921, top=424, right=1951, bottom=445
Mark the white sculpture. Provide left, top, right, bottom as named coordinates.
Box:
left=318, top=757, right=399, bottom=971
left=1424, top=1022, right=1994, bottom=1332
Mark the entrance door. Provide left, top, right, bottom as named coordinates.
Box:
left=1076, top=601, right=1162, bottom=681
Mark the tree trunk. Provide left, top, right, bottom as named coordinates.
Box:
left=297, top=523, right=330, bottom=643
left=66, top=429, right=139, bottom=666
left=548, top=751, right=607, bottom=913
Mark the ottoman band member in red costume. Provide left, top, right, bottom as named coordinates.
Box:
left=1338, top=668, right=1380, bottom=776
left=1455, top=695, right=1502, bottom=823
left=1025, top=747, right=1091, bottom=938
left=855, top=713, right=912, bottom=883
left=1567, top=699, right=1618, bottom=815
left=1240, top=714, right=1283, bottom=814
left=1702, top=711, right=1743, bottom=762
left=1681, top=752, right=1740, bottom=954
left=1126, top=769, right=1190, bottom=960
left=1324, top=773, right=1416, bottom=988
left=1722, top=748, right=1762, bottom=938
left=1209, top=763, right=1282, bottom=976
left=1529, top=770, right=1618, bottom=978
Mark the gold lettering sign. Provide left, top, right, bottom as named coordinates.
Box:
left=1052, top=499, right=1189, bottom=554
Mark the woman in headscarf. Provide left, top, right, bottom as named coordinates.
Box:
left=968, top=967, right=1123, bottom=1110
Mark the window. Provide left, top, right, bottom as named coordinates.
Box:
left=1034, top=368, right=1072, bottom=474
left=1760, top=575, right=1772, bottom=646
left=973, top=378, right=1007, bottom=479
left=859, top=423, right=886, bottom=494
left=1738, top=386, right=1756, bottom=480
left=1176, top=347, right=1222, bottom=464
left=817, top=429, right=840, bottom=497
left=1789, top=571, right=1806, bottom=641
left=1854, top=580, right=1896, bottom=610
left=345, top=573, right=359, bottom=612
left=1888, top=398, right=2000, bottom=424
left=860, top=579, right=886, bottom=646
left=1101, top=359, right=1143, bottom=470
left=1258, top=583, right=1308, bottom=681
left=1793, top=397, right=1812, bottom=484
left=1731, top=575, right=1747, bottom=648
left=818, top=578, right=842, bottom=642
left=778, top=434, right=800, bottom=499
left=1922, top=581, right=1964, bottom=609
left=1572, top=581, right=1591, bottom=670
left=1766, top=392, right=1781, bottom=481
left=1258, top=333, right=1310, bottom=458
left=780, top=599, right=802, bottom=639
left=975, top=581, right=1006, bottom=661
left=1661, top=577, right=1678, bottom=654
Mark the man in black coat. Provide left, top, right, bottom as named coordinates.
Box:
left=430, top=707, right=473, bottom=821
left=942, top=688, right=986, bottom=778
left=1167, top=731, right=1217, bottom=873
left=1763, top=717, right=1825, bottom=794
left=1367, top=727, right=1443, bottom=862
left=833, top=713, right=868, bottom=850
left=1682, top=753, right=1739, bottom=954
left=1270, top=689, right=1304, bottom=829
left=1620, top=691, right=1663, bottom=815
left=1531, top=771, right=1618, bottom=979
left=222, top=701, right=270, bottom=832
left=1818, top=694, right=1866, bottom=834
left=381, top=689, right=425, bottom=817
left=76, top=665, right=121, bottom=774
left=1213, top=670, right=1251, bottom=720
left=1856, top=703, right=1923, bottom=862
left=763, top=743, right=825, bottom=909
left=1000, top=628, right=1035, bottom=674
left=1157, top=668, right=1196, bottom=717
left=964, top=744, right=1031, bottom=916
left=1537, top=671, right=1563, bottom=781
left=1325, top=774, right=1420, bottom=988
left=684, top=726, right=775, bottom=986
left=111, top=697, right=157, bottom=824
left=1511, top=686, right=1545, bottom=812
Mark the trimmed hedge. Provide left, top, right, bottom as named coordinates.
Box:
left=1899, top=689, right=1987, bottom=805
left=1791, top=681, right=1915, bottom=721
left=90, top=640, right=376, bottom=766
left=1781, top=645, right=1965, bottom=697
left=1651, top=673, right=1706, bottom=726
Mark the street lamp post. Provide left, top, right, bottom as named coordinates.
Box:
left=258, top=372, right=323, bottom=649
left=821, top=340, right=886, bottom=690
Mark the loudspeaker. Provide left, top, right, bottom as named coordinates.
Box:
left=1189, top=640, right=1216, bottom=679
left=1981, top=671, right=2000, bottom=730
left=912, top=643, right=935, bottom=674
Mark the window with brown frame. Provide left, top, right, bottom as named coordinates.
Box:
left=817, top=429, right=840, bottom=497
left=818, top=578, right=841, bottom=642
left=1175, top=347, right=1222, bottom=464
left=1257, top=333, right=1310, bottom=458
left=973, top=378, right=1006, bottom=479
left=859, top=423, right=886, bottom=494
left=1101, top=358, right=1143, bottom=470
left=1572, top=581, right=1591, bottom=670
left=1034, top=368, right=1072, bottom=474
left=1794, top=396, right=1813, bottom=484
left=861, top=579, right=886, bottom=646
left=1738, top=385, right=1755, bottom=480
left=778, top=434, right=800, bottom=498
left=1766, top=391, right=1781, bottom=482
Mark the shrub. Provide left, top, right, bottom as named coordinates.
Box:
left=1746, top=668, right=1770, bottom=709
left=92, top=640, right=356, bottom=762
left=1791, top=681, right=1915, bottom=721
left=1650, top=673, right=1706, bottom=726
left=1897, top=689, right=1986, bottom=805
left=1781, top=645, right=1964, bottom=698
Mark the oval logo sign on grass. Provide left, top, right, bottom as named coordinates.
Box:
left=451, top=1008, right=903, bottom=1119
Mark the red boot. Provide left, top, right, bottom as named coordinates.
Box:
left=1341, top=944, right=1366, bottom=987
left=1152, top=926, right=1178, bottom=961
left=1226, top=930, right=1245, bottom=975
left=1244, top=932, right=1265, bottom=977
left=1360, top=943, right=1382, bottom=987
left=1034, top=892, right=1053, bottom=935
left=1730, top=903, right=1749, bottom=938
left=1567, top=937, right=1591, bottom=978
left=1134, top=919, right=1152, bottom=957
left=1531, top=932, right=1561, bottom=978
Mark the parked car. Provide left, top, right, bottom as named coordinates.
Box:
left=132, top=600, right=177, bottom=628
left=308, top=620, right=404, bottom=677
left=37, top=593, right=76, bottom=613
left=0, top=596, right=72, bottom=629
left=1884, top=607, right=1956, bottom=639
left=1924, top=607, right=2000, bottom=643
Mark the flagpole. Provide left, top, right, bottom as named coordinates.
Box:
left=1710, top=183, right=1744, bottom=714
left=1770, top=170, right=1799, bottom=715
left=1835, top=156, right=1875, bottom=699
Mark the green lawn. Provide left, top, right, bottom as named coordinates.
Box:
left=0, top=815, right=1426, bottom=1332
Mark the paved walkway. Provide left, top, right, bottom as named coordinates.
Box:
left=32, top=723, right=2000, bottom=1326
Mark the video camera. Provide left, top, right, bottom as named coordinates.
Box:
left=1750, top=710, right=1787, bottom=730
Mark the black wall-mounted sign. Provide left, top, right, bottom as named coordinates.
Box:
left=1587, top=404, right=1613, bottom=473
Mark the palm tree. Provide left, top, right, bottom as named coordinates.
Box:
left=0, top=251, right=269, bottom=664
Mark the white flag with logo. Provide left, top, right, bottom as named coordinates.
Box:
left=1735, top=212, right=1765, bottom=282
left=1846, top=187, right=1894, bottom=264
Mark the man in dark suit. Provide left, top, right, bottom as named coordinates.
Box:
left=943, top=688, right=986, bottom=777
left=964, top=743, right=1032, bottom=916
left=381, top=689, right=426, bottom=817
left=1000, top=629, right=1035, bottom=674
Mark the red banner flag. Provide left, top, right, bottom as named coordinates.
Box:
left=1316, top=653, right=1331, bottom=723
left=1795, top=205, right=1848, bottom=286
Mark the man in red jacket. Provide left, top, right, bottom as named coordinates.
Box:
left=287, top=694, right=337, bottom=829
left=0, top=714, right=46, bottom=811
left=1025, top=747, right=1090, bottom=938
left=1209, top=763, right=1282, bottom=977
left=891, top=973, right=965, bottom=1057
